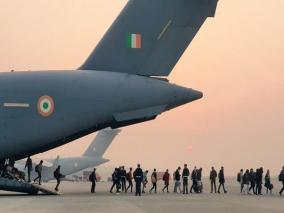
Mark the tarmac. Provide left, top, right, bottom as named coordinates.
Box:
left=0, top=178, right=283, bottom=213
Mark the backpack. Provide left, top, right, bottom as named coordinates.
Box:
left=89, top=173, right=94, bottom=182
left=35, top=165, right=39, bottom=173
left=151, top=174, right=157, bottom=183
left=126, top=172, right=131, bottom=181
left=237, top=173, right=241, bottom=182
left=54, top=169, right=59, bottom=179
left=279, top=172, right=284, bottom=181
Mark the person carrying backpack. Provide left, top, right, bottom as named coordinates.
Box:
left=33, top=160, right=43, bottom=185
left=237, top=169, right=244, bottom=193
left=264, top=169, right=273, bottom=195
left=248, top=168, right=256, bottom=194
left=218, top=166, right=227, bottom=194
left=279, top=166, right=284, bottom=196
left=149, top=168, right=157, bottom=193
left=174, top=167, right=182, bottom=193
left=54, top=165, right=65, bottom=192
left=110, top=168, right=120, bottom=194
left=126, top=167, right=133, bottom=193
left=162, top=169, right=170, bottom=193
left=89, top=168, right=97, bottom=193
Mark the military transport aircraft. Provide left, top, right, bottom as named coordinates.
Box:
left=15, top=129, right=120, bottom=182
left=0, top=0, right=218, bottom=164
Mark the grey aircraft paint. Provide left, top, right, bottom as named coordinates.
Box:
left=15, top=129, right=120, bottom=181
left=0, top=0, right=218, bottom=161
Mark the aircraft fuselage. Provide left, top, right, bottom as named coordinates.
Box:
left=0, top=70, right=202, bottom=160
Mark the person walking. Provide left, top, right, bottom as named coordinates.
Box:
left=255, top=167, right=263, bottom=195
left=149, top=169, right=157, bottom=193
left=162, top=169, right=170, bottom=193
left=248, top=168, right=256, bottom=194
left=121, top=166, right=127, bottom=192
left=190, top=166, right=198, bottom=193
left=210, top=167, right=217, bottom=193
left=133, top=164, right=143, bottom=196
left=89, top=168, right=97, bottom=193
left=33, top=160, right=43, bottom=185
left=279, top=166, right=284, bottom=196
left=196, top=168, right=203, bottom=193
left=142, top=170, right=149, bottom=193
left=110, top=168, right=120, bottom=194
left=182, top=164, right=190, bottom=194
left=126, top=167, right=133, bottom=193
left=264, top=169, right=273, bottom=194
left=54, top=165, right=64, bottom=192
left=174, top=167, right=182, bottom=193
left=217, top=166, right=227, bottom=193
left=243, top=169, right=250, bottom=194
left=24, top=156, right=33, bottom=182
left=237, top=169, right=244, bottom=193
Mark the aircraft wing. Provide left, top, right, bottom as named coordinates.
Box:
left=32, top=159, right=53, bottom=167
left=80, top=0, right=218, bottom=76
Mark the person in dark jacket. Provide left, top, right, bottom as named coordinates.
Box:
left=218, top=166, right=227, bottom=193
left=174, top=167, right=182, bottom=193
left=54, top=165, right=65, bottom=192
left=133, top=164, right=143, bottom=196
left=190, top=167, right=198, bottom=193
left=237, top=169, right=244, bottom=193
left=264, top=169, right=273, bottom=194
left=243, top=169, right=250, bottom=194
left=196, top=168, right=203, bottom=193
left=210, top=167, right=217, bottom=193
left=89, top=168, right=97, bottom=193
left=149, top=168, right=157, bottom=193
left=182, top=164, right=190, bottom=194
left=279, top=166, right=284, bottom=196
left=33, top=160, right=43, bottom=185
left=162, top=169, right=170, bottom=193
left=255, top=167, right=263, bottom=195
left=126, top=167, right=133, bottom=193
left=110, top=168, right=120, bottom=194
left=24, top=156, right=33, bottom=182
left=248, top=168, right=256, bottom=194
left=121, top=166, right=127, bottom=193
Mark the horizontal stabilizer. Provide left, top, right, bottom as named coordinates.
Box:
left=80, top=0, right=218, bottom=76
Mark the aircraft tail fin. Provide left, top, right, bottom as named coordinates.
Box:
left=52, top=156, right=60, bottom=168
left=79, top=0, right=218, bottom=76
left=83, top=129, right=121, bottom=158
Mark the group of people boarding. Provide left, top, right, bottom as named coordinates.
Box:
left=237, top=167, right=284, bottom=196
left=106, top=164, right=284, bottom=197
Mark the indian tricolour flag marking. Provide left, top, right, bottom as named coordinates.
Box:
left=127, top=33, right=141, bottom=49
left=37, top=95, right=55, bottom=117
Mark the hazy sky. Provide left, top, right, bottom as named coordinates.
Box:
left=0, top=0, right=283, bottom=175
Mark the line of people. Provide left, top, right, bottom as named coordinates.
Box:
left=107, top=164, right=229, bottom=196
left=237, top=167, right=284, bottom=196
left=106, top=164, right=284, bottom=196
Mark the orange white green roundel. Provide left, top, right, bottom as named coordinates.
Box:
left=37, top=96, right=55, bottom=117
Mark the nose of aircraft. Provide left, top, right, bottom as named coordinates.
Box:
left=166, top=84, right=203, bottom=110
